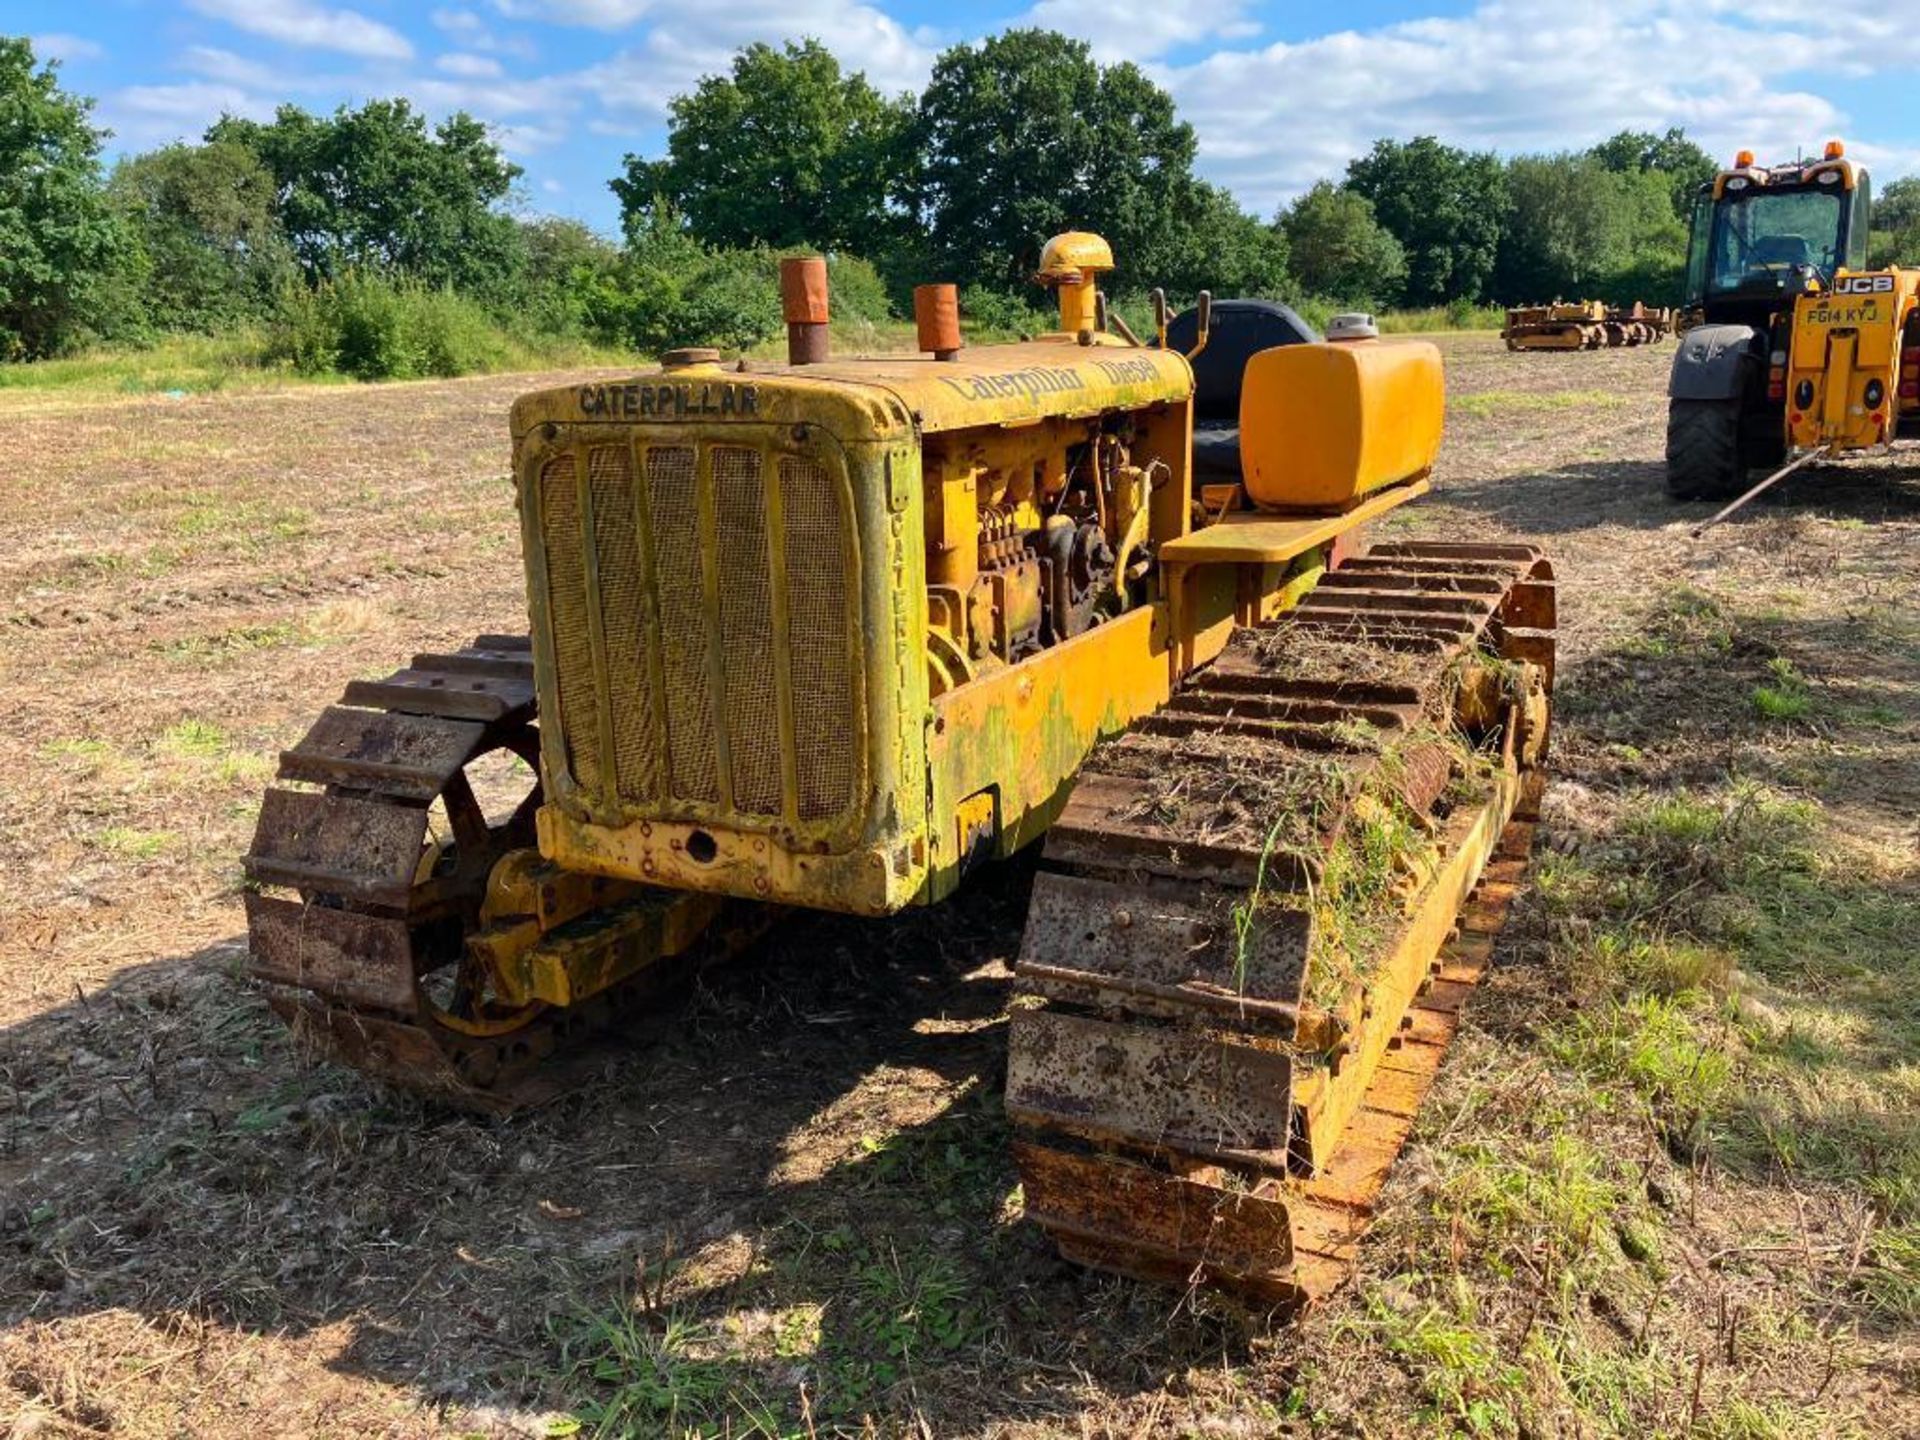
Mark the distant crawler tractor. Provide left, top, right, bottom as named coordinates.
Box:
left=1503, top=300, right=1671, bottom=351
left=1667, top=139, right=1920, bottom=505
left=242, top=232, right=1556, bottom=1309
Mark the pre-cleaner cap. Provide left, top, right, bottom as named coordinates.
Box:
left=914, top=284, right=962, bottom=357
left=778, top=256, right=830, bottom=325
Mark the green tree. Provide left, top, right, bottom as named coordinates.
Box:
left=596, top=207, right=783, bottom=354
left=1279, top=181, right=1405, bottom=303
left=109, top=141, right=294, bottom=331
left=1345, top=136, right=1506, bottom=306
left=1589, top=127, right=1718, bottom=219
left=0, top=37, right=126, bottom=357
left=912, top=29, right=1213, bottom=293
left=506, top=216, right=623, bottom=337
left=1869, top=176, right=1920, bottom=267
left=1495, top=154, right=1685, bottom=304
left=209, top=100, right=524, bottom=296
left=1154, top=181, right=1290, bottom=301
left=1593, top=166, right=1688, bottom=304
left=612, top=40, right=911, bottom=254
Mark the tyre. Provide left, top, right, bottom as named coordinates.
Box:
left=1665, top=398, right=1747, bottom=501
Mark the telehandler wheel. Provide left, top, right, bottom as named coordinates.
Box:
left=1665, top=397, right=1747, bottom=501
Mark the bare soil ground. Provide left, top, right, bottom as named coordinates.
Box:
left=2, top=340, right=1916, bottom=1438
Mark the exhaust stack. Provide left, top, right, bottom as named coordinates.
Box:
left=914, top=283, right=962, bottom=361
left=779, top=256, right=830, bottom=365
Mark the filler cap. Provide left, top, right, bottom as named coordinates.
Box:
left=1326, top=313, right=1380, bottom=342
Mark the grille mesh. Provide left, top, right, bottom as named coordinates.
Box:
left=587, top=443, right=658, bottom=803
left=643, top=446, right=719, bottom=804
left=539, top=437, right=859, bottom=832
left=780, top=454, right=856, bottom=821
left=540, top=454, right=602, bottom=794
left=712, top=447, right=782, bottom=816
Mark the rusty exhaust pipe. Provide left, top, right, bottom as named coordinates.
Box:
left=914, top=283, right=962, bottom=361
left=780, top=255, right=830, bottom=365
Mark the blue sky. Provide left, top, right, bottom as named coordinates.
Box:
left=17, top=0, right=1920, bottom=237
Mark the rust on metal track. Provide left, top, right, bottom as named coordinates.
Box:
left=241, top=635, right=737, bottom=1112
left=1006, top=541, right=1555, bottom=1310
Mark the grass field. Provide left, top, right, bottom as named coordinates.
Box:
left=1, top=338, right=1915, bottom=1437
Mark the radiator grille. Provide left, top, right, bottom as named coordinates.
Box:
left=781, top=454, right=857, bottom=821
left=587, top=444, right=657, bottom=803
left=533, top=433, right=863, bottom=836
left=712, top=447, right=783, bottom=816
left=539, top=454, right=602, bottom=795
left=645, top=446, right=719, bottom=804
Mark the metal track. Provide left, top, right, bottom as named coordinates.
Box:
left=1005, top=541, right=1556, bottom=1307
left=241, top=637, right=725, bottom=1112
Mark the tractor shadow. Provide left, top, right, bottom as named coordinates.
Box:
left=0, top=851, right=1262, bottom=1433
left=1437, top=455, right=1920, bottom=538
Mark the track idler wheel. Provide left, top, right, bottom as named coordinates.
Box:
left=243, top=638, right=729, bottom=1111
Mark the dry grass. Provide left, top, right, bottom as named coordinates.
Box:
left=2, top=341, right=1917, bottom=1437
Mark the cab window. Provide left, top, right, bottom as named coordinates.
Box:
left=1848, top=173, right=1872, bottom=270
left=1683, top=193, right=1713, bottom=307
left=1708, top=188, right=1845, bottom=295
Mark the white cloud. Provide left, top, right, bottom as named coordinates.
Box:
left=1154, top=1, right=1920, bottom=216
left=437, top=51, right=506, bottom=77
left=79, top=1, right=1920, bottom=228
left=1016, top=0, right=1259, bottom=62
left=101, top=82, right=274, bottom=147
left=491, top=0, right=657, bottom=25
left=186, top=0, right=415, bottom=62
left=412, top=73, right=570, bottom=118
left=432, top=7, right=539, bottom=58
left=572, top=0, right=931, bottom=123
left=489, top=119, right=572, bottom=154
left=434, top=6, right=492, bottom=42
left=30, top=33, right=106, bottom=64
left=495, top=0, right=933, bottom=108
left=180, top=46, right=294, bottom=91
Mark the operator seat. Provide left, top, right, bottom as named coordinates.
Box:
left=1750, top=235, right=1812, bottom=269
left=1166, top=299, right=1319, bottom=485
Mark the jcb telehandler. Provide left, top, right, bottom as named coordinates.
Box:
left=243, top=234, right=1555, bottom=1307
left=1667, top=141, right=1920, bottom=503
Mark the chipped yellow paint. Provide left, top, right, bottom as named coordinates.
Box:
left=1159, top=478, right=1427, bottom=565
left=517, top=320, right=1399, bottom=920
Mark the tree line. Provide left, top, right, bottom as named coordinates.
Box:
left=7, top=31, right=1920, bottom=372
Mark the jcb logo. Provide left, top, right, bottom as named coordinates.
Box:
left=1833, top=274, right=1895, bottom=294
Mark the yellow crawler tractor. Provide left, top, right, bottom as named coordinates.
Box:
left=1668, top=141, right=1920, bottom=505
left=243, top=233, right=1556, bottom=1306
left=1503, top=300, right=1670, bottom=351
